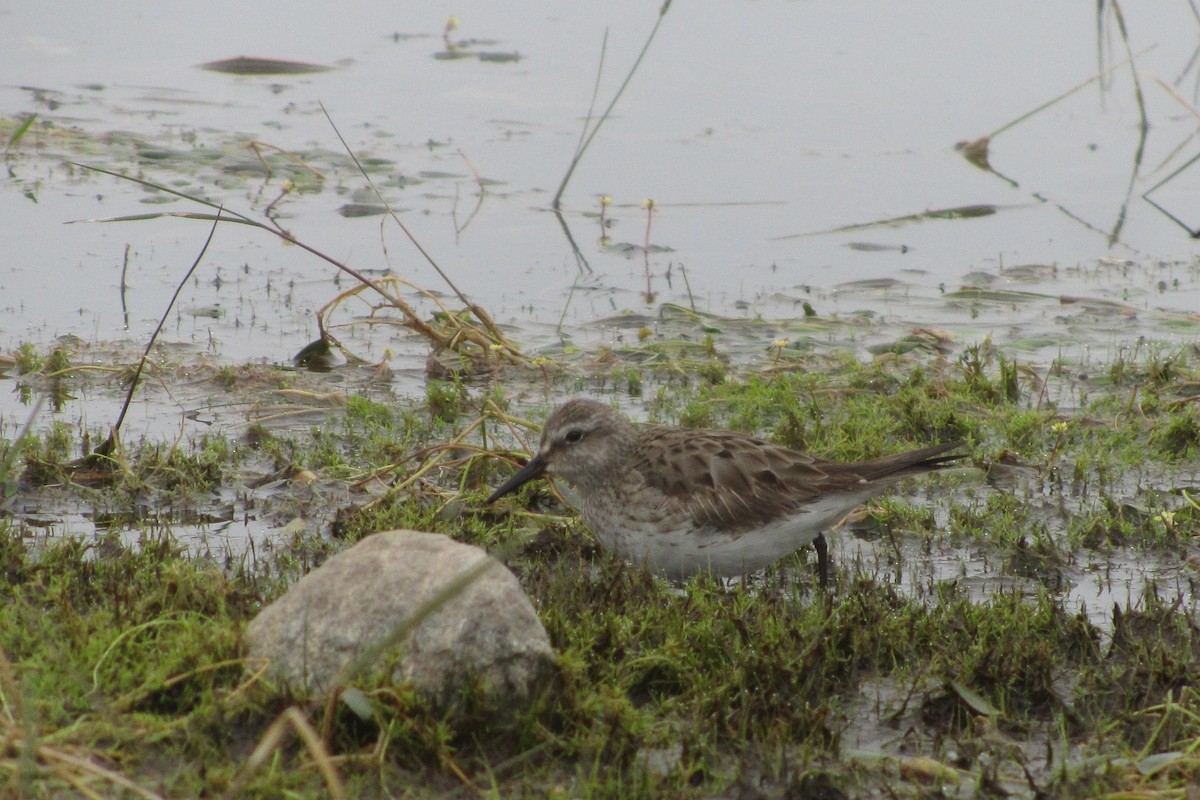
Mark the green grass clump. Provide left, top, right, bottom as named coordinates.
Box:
left=0, top=530, right=266, bottom=797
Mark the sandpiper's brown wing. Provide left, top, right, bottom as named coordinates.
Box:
left=633, top=427, right=963, bottom=533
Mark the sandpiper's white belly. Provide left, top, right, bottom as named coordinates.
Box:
left=583, top=488, right=875, bottom=580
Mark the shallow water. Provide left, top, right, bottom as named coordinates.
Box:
left=3, top=2, right=1199, bottom=373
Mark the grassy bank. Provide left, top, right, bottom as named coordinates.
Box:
left=2, top=343, right=1199, bottom=798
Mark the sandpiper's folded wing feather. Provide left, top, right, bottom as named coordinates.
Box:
left=634, top=428, right=830, bottom=531
left=633, top=427, right=964, bottom=534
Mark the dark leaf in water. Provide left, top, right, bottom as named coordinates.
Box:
left=957, top=135, right=992, bottom=170
left=845, top=241, right=908, bottom=252
left=922, top=204, right=996, bottom=220
left=338, top=203, right=389, bottom=218
left=199, top=57, right=334, bottom=75
left=477, top=51, right=522, bottom=63
left=294, top=337, right=338, bottom=371
left=947, top=680, right=1000, bottom=717
left=836, top=277, right=905, bottom=290
left=776, top=203, right=999, bottom=240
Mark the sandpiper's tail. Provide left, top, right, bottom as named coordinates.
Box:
left=836, top=439, right=966, bottom=483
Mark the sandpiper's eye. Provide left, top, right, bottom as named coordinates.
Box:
left=564, top=429, right=584, bottom=444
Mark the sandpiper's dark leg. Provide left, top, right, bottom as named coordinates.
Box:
left=813, top=533, right=829, bottom=587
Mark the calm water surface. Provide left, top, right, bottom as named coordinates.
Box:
left=1, top=2, right=1198, bottom=392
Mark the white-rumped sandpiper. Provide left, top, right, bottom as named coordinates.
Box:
left=488, top=398, right=964, bottom=585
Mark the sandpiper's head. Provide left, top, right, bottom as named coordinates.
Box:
left=486, top=398, right=633, bottom=502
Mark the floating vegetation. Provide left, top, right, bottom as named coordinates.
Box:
left=199, top=56, right=335, bottom=75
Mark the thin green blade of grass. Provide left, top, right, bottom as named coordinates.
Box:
left=90, top=209, right=222, bottom=460
left=5, top=113, right=37, bottom=152
left=955, top=44, right=1155, bottom=176
left=773, top=204, right=1005, bottom=241
left=330, top=550, right=501, bottom=689
left=552, top=0, right=674, bottom=209
left=1, top=395, right=45, bottom=510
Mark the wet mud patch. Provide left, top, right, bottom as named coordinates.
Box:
left=826, top=579, right=1197, bottom=797
left=1, top=343, right=406, bottom=565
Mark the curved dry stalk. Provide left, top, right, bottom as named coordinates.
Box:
left=315, top=274, right=521, bottom=366
left=329, top=556, right=499, bottom=692
left=312, top=277, right=440, bottom=360
left=32, top=746, right=166, bottom=800
left=959, top=42, right=1156, bottom=183
left=452, top=148, right=488, bottom=235
left=244, top=140, right=327, bottom=182
left=346, top=402, right=541, bottom=518
left=109, top=657, right=247, bottom=715
left=318, top=103, right=519, bottom=355
left=69, top=164, right=528, bottom=368
left=348, top=414, right=491, bottom=509
left=1, top=395, right=45, bottom=510
left=224, top=706, right=345, bottom=800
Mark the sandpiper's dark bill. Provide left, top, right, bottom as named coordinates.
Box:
left=487, top=453, right=549, bottom=503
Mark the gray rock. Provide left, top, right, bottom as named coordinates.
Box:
left=243, top=530, right=554, bottom=708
